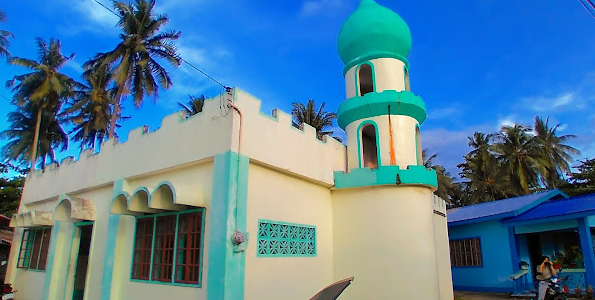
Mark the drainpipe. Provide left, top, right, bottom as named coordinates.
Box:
left=225, top=88, right=247, bottom=250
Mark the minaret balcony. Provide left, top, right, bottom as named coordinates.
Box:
left=337, top=90, right=426, bottom=130
left=333, top=165, right=437, bottom=189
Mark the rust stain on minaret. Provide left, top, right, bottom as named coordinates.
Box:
left=388, top=105, right=396, bottom=165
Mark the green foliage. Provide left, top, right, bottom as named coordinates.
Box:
left=559, top=158, right=595, bottom=196
left=1, top=102, right=68, bottom=168
left=291, top=99, right=340, bottom=141
left=4, top=38, right=79, bottom=167
left=85, top=0, right=181, bottom=138
left=453, top=116, right=581, bottom=207
left=0, top=163, right=25, bottom=217
left=178, top=95, right=205, bottom=117
left=0, top=9, right=13, bottom=58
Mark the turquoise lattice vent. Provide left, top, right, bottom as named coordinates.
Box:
left=257, top=220, right=316, bottom=257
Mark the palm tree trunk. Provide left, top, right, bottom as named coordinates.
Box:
left=108, top=84, right=126, bottom=139
left=30, top=107, right=42, bottom=169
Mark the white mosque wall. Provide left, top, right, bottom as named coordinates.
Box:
left=332, top=186, right=441, bottom=300
left=244, top=163, right=335, bottom=300
left=231, top=89, right=347, bottom=186
left=433, top=195, right=454, bottom=300
left=20, top=94, right=234, bottom=206
left=345, top=114, right=420, bottom=170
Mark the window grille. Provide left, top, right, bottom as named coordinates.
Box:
left=449, top=238, right=482, bottom=267
left=17, top=227, right=52, bottom=271
left=131, top=209, right=204, bottom=286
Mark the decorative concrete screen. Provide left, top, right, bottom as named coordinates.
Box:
left=257, top=220, right=316, bottom=257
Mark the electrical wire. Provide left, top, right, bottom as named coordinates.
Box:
left=88, top=0, right=228, bottom=89
left=579, top=0, right=595, bottom=19
left=0, top=94, right=12, bottom=101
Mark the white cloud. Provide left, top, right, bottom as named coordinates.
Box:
left=79, top=2, right=118, bottom=29
left=522, top=92, right=578, bottom=112
left=65, top=58, right=84, bottom=73
left=299, top=0, right=348, bottom=17
left=497, top=115, right=517, bottom=129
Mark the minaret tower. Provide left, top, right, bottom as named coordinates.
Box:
left=332, top=1, right=452, bottom=300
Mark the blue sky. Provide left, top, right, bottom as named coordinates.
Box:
left=1, top=0, right=595, bottom=176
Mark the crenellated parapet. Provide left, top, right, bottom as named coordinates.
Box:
left=227, top=88, right=347, bottom=186
left=433, top=195, right=447, bottom=217
left=22, top=87, right=347, bottom=203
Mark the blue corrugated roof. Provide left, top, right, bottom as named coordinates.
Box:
left=447, top=189, right=564, bottom=224
left=503, top=193, right=595, bottom=223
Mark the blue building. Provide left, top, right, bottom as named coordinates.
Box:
left=447, top=190, right=595, bottom=295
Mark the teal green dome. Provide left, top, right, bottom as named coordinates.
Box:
left=337, top=0, right=412, bottom=70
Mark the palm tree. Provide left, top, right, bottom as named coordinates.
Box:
left=533, top=116, right=580, bottom=188
left=422, top=149, right=460, bottom=204
left=85, top=0, right=181, bottom=139
left=5, top=38, right=79, bottom=167
left=178, top=95, right=205, bottom=117
left=61, top=65, right=115, bottom=150
left=0, top=9, right=13, bottom=58
left=291, top=99, right=338, bottom=140
left=1, top=103, right=68, bottom=169
left=458, top=152, right=513, bottom=205
left=467, top=132, right=494, bottom=160
left=492, top=124, right=548, bottom=194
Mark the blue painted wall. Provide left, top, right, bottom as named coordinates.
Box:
left=448, top=221, right=514, bottom=292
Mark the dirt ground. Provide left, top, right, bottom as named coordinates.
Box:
left=454, top=291, right=512, bottom=300
left=454, top=291, right=581, bottom=300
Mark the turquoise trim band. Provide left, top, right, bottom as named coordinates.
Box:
left=100, top=215, right=119, bottom=300
left=42, top=221, right=61, bottom=300
left=337, top=90, right=427, bottom=129
left=356, top=120, right=382, bottom=168
left=343, top=52, right=409, bottom=76
left=334, top=165, right=437, bottom=189
left=207, top=150, right=249, bottom=300
left=100, top=178, right=127, bottom=300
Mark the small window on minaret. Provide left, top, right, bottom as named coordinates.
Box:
left=416, top=126, right=422, bottom=166
left=405, top=68, right=411, bottom=92
left=358, top=64, right=374, bottom=96
left=362, top=124, right=379, bottom=169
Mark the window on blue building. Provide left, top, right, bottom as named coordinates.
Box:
left=450, top=238, right=482, bottom=267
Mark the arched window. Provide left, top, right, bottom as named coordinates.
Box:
left=358, top=64, right=374, bottom=96
left=416, top=126, right=422, bottom=166
left=404, top=68, right=411, bottom=92
left=361, top=124, right=379, bottom=169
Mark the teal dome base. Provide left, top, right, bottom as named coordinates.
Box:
left=336, top=90, right=427, bottom=130
left=337, top=0, right=412, bottom=68
left=334, top=165, right=438, bottom=189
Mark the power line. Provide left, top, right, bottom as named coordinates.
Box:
left=0, top=94, right=11, bottom=102
left=88, top=0, right=227, bottom=89
left=92, top=0, right=118, bottom=16
left=579, top=0, right=595, bottom=19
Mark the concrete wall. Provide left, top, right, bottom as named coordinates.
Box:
left=20, top=94, right=234, bottom=205
left=448, top=221, right=514, bottom=292
left=345, top=115, right=419, bottom=170
left=232, top=89, right=347, bottom=186
left=244, top=163, right=334, bottom=300
left=332, top=186, right=441, bottom=300
left=433, top=196, right=454, bottom=300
